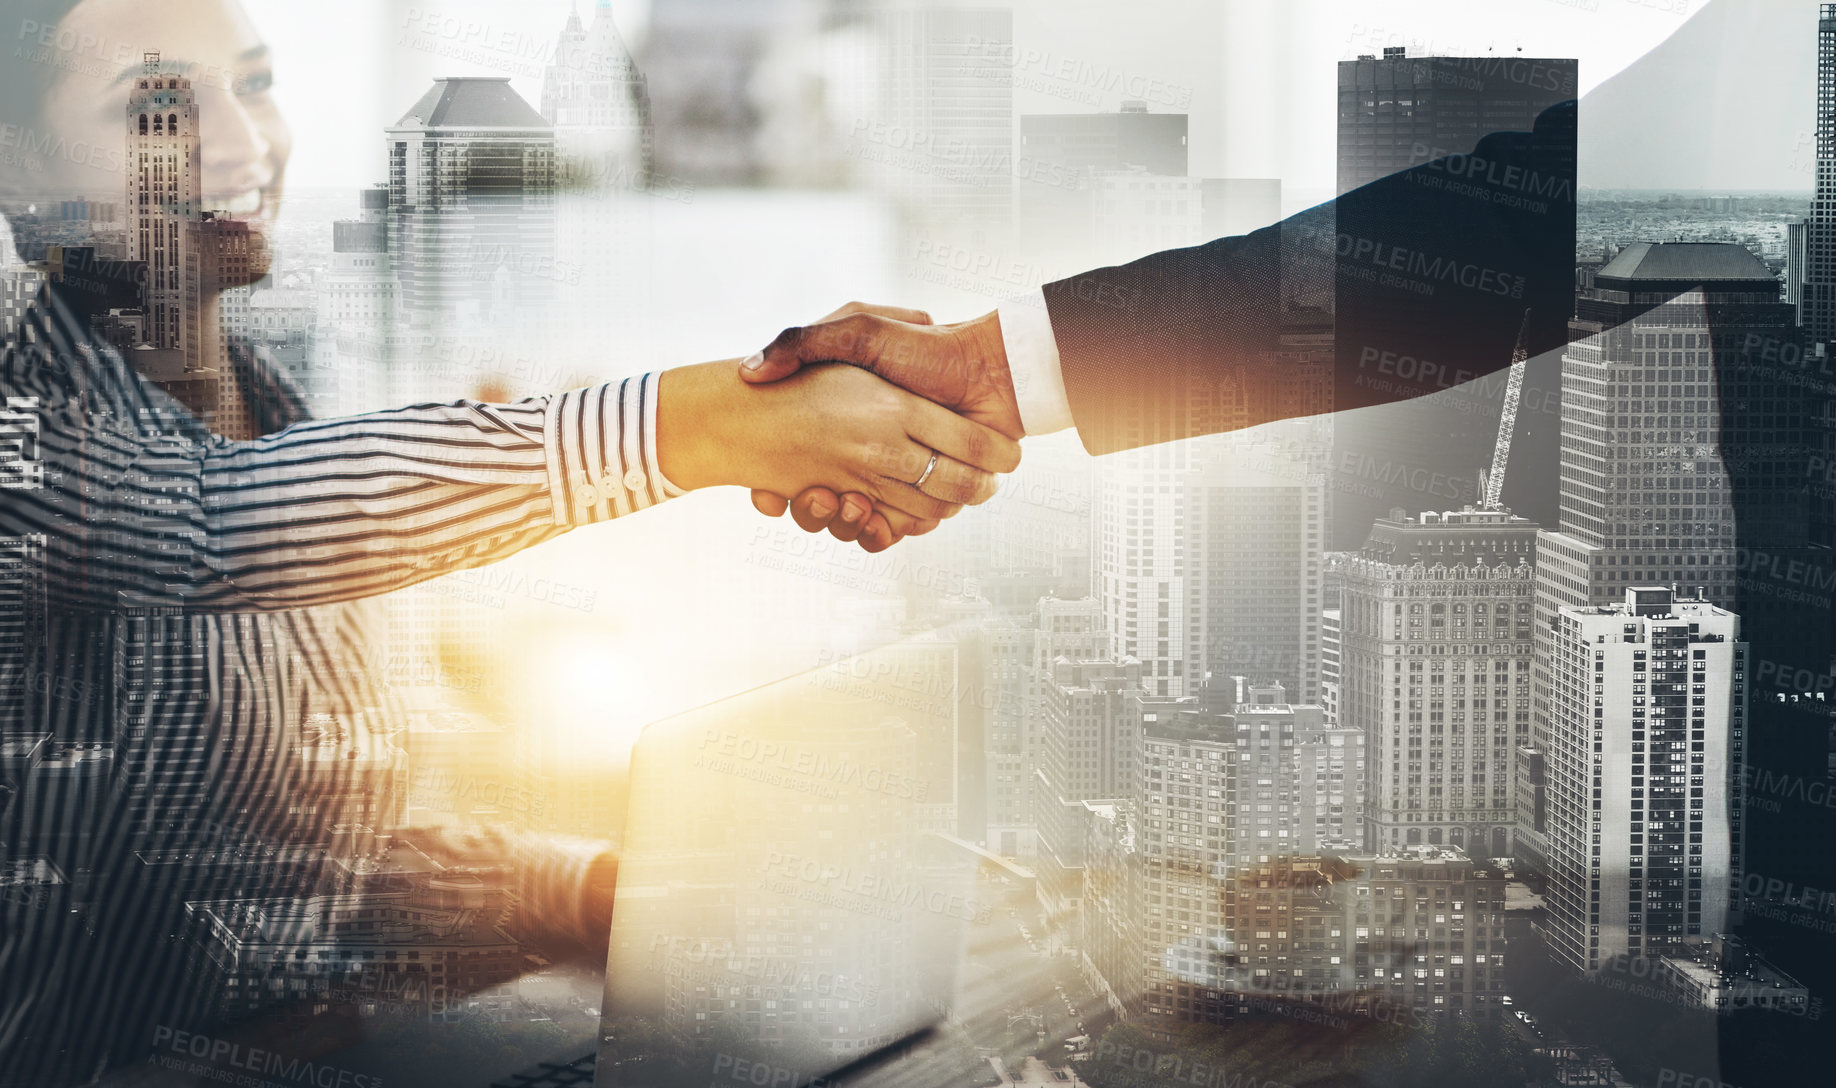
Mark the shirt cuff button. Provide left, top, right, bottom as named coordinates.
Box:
left=623, top=470, right=647, bottom=492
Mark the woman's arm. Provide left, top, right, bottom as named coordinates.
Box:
left=5, top=344, right=1018, bottom=614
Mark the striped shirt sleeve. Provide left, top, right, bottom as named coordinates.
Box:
left=4, top=355, right=688, bottom=613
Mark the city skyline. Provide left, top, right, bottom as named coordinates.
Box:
left=6, top=2, right=1834, bottom=1087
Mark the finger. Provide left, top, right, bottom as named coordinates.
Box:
left=819, top=301, right=934, bottom=326
left=877, top=506, right=941, bottom=538
left=870, top=474, right=961, bottom=522
left=900, top=394, right=1022, bottom=475
left=751, top=490, right=790, bottom=518
left=741, top=311, right=892, bottom=384
left=826, top=493, right=875, bottom=543
left=787, top=488, right=842, bottom=534
left=868, top=441, right=995, bottom=506
left=917, top=452, right=1000, bottom=507
left=859, top=512, right=898, bottom=553
left=858, top=518, right=896, bottom=553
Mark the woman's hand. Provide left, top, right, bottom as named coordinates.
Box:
left=656, top=359, right=1021, bottom=524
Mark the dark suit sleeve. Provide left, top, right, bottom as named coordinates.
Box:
left=1042, top=101, right=1577, bottom=456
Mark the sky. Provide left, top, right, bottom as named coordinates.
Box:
left=242, top=0, right=1785, bottom=196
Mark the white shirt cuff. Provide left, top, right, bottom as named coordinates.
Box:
left=997, top=291, right=1074, bottom=437
left=545, top=372, right=686, bottom=528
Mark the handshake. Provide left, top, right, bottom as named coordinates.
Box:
left=657, top=302, right=1023, bottom=552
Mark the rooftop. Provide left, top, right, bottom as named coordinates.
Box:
left=394, top=77, right=550, bottom=130
left=1596, top=242, right=1776, bottom=284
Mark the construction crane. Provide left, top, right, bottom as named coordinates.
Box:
left=1480, top=309, right=1535, bottom=511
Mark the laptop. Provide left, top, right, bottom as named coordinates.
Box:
left=592, top=636, right=1020, bottom=1087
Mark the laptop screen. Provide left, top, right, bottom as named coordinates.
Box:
left=594, top=636, right=1004, bottom=1087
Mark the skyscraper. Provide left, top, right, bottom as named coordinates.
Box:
left=540, top=1, right=654, bottom=356
left=1336, top=48, right=1579, bottom=195
left=1032, top=657, right=1140, bottom=918
left=1803, top=5, right=1836, bottom=346
left=314, top=186, right=393, bottom=414
left=1526, top=243, right=1802, bottom=870
left=126, top=54, right=198, bottom=355
left=859, top=7, right=1013, bottom=247
left=0, top=535, right=46, bottom=731
left=384, top=78, right=556, bottom=340
left=1541, top=588, right=1746, bottom=975
left=540, top=0, right=650, bottom=170
left=1339, top=508, right=1538, bottom=857
left=1333, top=47, right=1578, bottom=541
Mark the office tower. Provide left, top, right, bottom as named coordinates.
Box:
left=1340, top=508, right=1538, bottom=856
left=861, top=7, right=1012, bottom=246
left=1133, top=696, right=1237, bottom=1023
left=1539, top=243, right=1800, bottom=620
left=1789, top=218, right=1809, bottom=325
left=1333, top=48, right=1577, bottom=542
left=1190, top=435, right=1328, bottom=703
left=541, top=0, right=650, bottom=170
left=1316, top=847, right=1508, bottom=1017
left=187, top=214, right=256, bottom=438
left=1320, top=607, right=1342, bottom=726
left=314, top=186, right=393, bottom=414
left=983, top=616, right=1032, bottom=855
left=1018, top=105, right=1187, bottom=261
left=123, top=55, right=256, bottom=434
left=1336, top=48, right=1579, bottom=195
left=1527, top=244, right=1803, bottom=868
left=1095, top=442, right=1201, bottom=701
left=540, top=1, right=654, bottom=357
left=1090, top=168, right=1205, bottom=255
left=1032, top=657, right=1140, bottom=918
left=126, top=54, right=199, bottom=354
left=1804, top=5, right=1836, bottom=346
left=1541, top=588, right=1746, bottom=975
left=1096, top=430, right=1327, bottom=705
left=0, top=536, right=45, bottom=731
left=384, top=78, right=556, bottom=339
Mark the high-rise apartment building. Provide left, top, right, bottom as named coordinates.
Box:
left=1032, top=657, right=1140, bottom=917
left=1541, top=588, right=1746, bottom=975
left=1340, top=508, right=1538, bottom=857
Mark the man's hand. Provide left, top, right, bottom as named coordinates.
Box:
left=742, top=304, right=1019, bottom=549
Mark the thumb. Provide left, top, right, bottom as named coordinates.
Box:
left=739, top=342, right=802, bottom=383
left=739, top=313, right=891, bottom=385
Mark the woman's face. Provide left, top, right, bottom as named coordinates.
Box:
left=32, top=0, right=291, bottom=247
